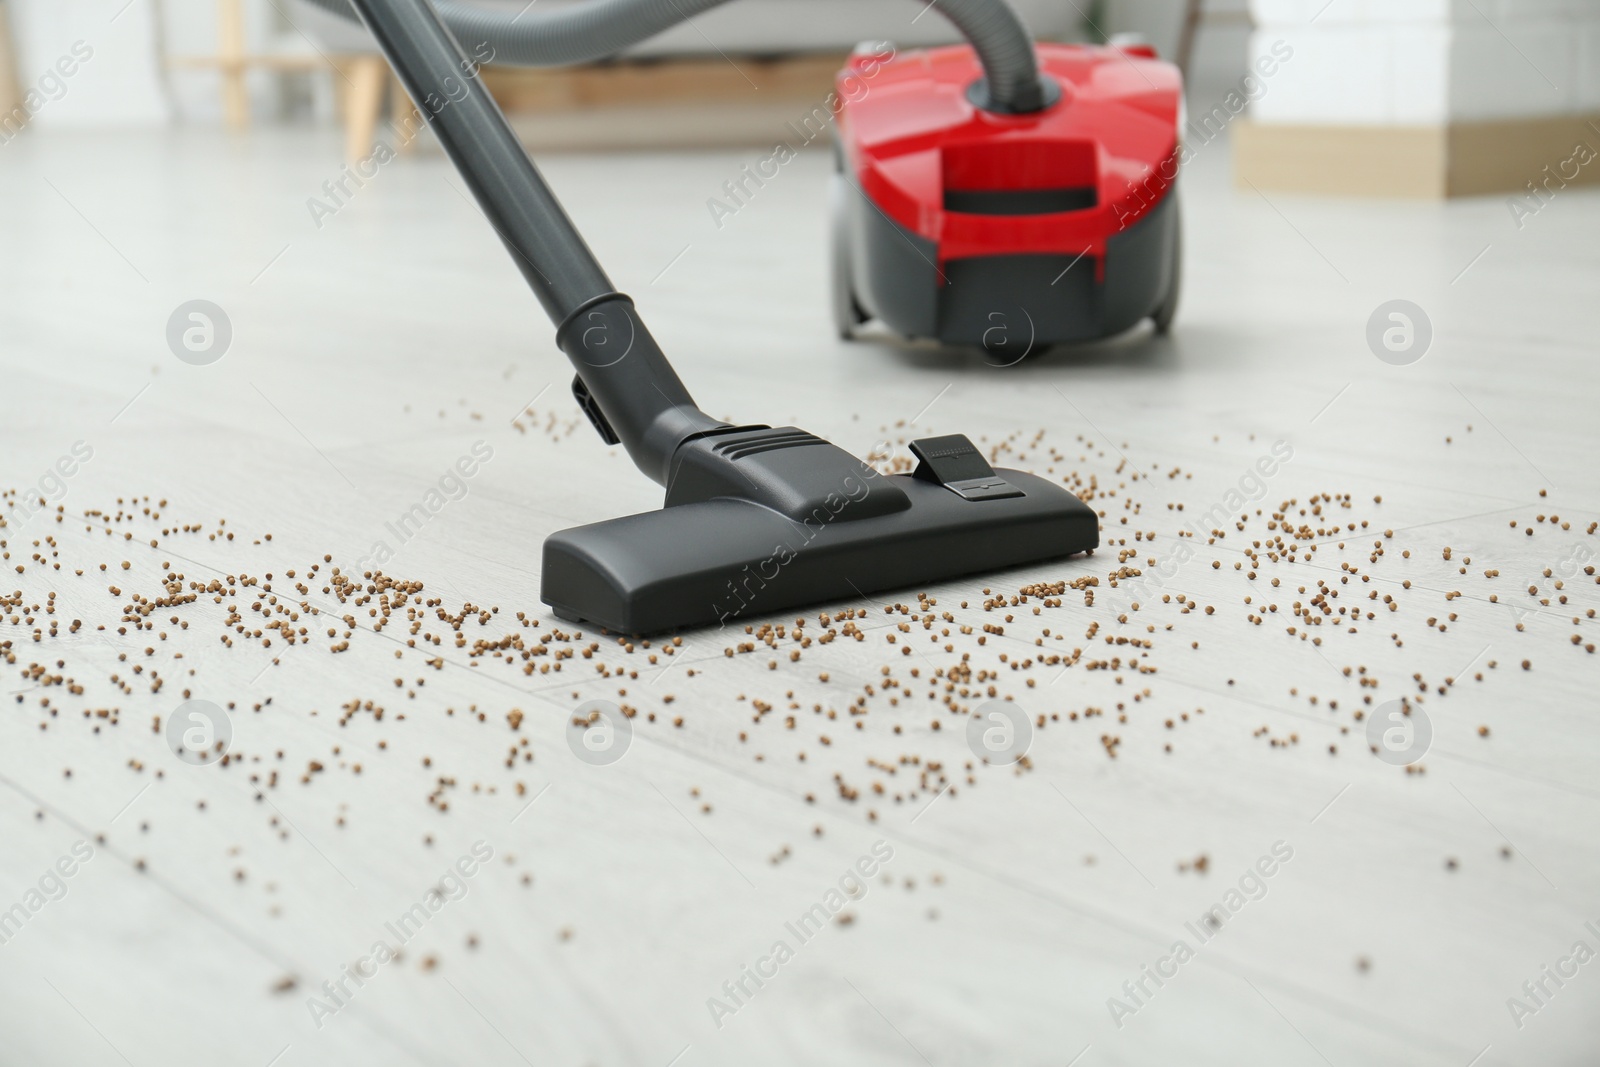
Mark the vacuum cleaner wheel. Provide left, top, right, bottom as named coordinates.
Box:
left=829, top=173, right=868, bottom=339
left=1152, top=199, right=1182, bottom=335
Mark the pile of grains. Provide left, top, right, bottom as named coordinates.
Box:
left=4, top=429, right=1593, bottom=950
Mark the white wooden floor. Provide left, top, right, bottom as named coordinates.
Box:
left=2, top=125, right=1598, bottom=1067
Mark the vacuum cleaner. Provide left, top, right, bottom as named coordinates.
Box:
left=831, top=38, right=1184, bottom=349
left=318, top=0, right=1108, bottom=633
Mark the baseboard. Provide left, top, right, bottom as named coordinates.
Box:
left=1233, top=121, right=1447, bottom=197
left=1447, top=115, right=1600, bottom=197
left=1234, top=114, right=1600, bottom=198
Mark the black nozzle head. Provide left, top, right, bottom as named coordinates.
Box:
left=542, top=430, right=1097, bottom=633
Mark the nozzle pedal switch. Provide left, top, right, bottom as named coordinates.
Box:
left=909, top=434, right=1023, bottom=500
left=572, top=374, right=620, bottom=446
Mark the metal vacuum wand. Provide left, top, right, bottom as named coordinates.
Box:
left=345, top=0, right=725, bottom=486
left=338, top=0, right=1099, bottom=634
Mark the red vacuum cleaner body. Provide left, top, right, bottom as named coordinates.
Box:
left=832, top=41, right=1184, bottom=354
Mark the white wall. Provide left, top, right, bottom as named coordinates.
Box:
left=8, top=0, right=168, bottom=126
left=6, top=0, right=334, bottom=128
left=5, top=0, right=1273, bottom=131
left=1249, top=0, right=1600, bottom=125
left=1108, top=0, right=1254, bottom=101
left=10, top=0, right=1092, bottom=130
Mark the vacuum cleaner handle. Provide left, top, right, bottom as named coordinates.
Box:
left=346, top=0, right=726, bottom=485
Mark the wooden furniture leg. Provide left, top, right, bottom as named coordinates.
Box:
left=1175, top=0, right=1254, bottom=80
left=342, top=55, right=386, bottom=162
left=0, top=0, right=23, bottom=120
left=1175, top=0, right=1204, bottom=78
left=217, top=0, right=249, bottom=129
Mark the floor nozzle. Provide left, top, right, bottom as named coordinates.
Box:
left=544, top=429, right=1098, bottom=633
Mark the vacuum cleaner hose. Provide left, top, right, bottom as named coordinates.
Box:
left=303, top=0, right=1051, bottom=113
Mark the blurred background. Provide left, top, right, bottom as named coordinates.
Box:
left=6, top=0, right=1593, bottom=197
